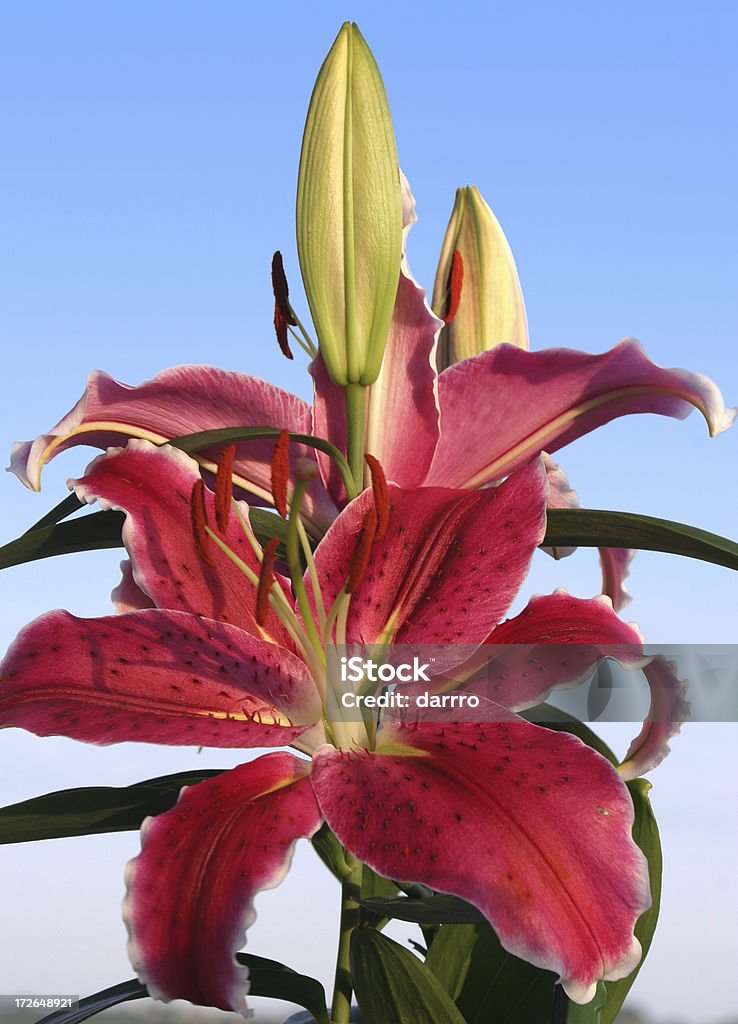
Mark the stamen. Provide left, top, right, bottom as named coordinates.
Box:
left=365, top=454, right=389, bottom=539
left=255, top=538, right=281, bottom=627
left=215, top=444, right=236, bottom=532
left=190, top=479, right=216, bottom=568
left=271, top=429, right=290, bottom=517
left=272, top=251, right=297, bottom=360
left=346, top=506, right=378, bottom=594
left=442, top=249, right=464, bottom=324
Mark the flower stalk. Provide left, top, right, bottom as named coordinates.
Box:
left=330, top=852, right=363, bottom=1024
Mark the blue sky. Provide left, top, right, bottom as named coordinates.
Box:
left=1, top=2, right=736, bottom=1021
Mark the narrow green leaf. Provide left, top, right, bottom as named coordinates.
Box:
left=37, top=980, right=146, bottom=1024
left=0, top=505, right=288, bottom=572
left=0, top=510, right=124, bottom=570
left=37, top=955, right=329, bottom=1024
left=427, top=922, right=558, bottom=1024
left=26, top=492, right=84, bottom=532
left=169, top=424, right=356, bottom=498
left=544, top=507, right=738, bottom=572
left=351, top=928, right=467, bottom=1024
left=0, top=770, right=222, bottom=844
left=357, top=894, right=483, bottom=925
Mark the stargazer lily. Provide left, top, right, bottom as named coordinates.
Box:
left=0, top=440, right=687, bottom=1014
left=8, top=177, right=734, bottom=608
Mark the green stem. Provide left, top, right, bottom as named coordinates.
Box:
left=345, top=384, right=367, bottom=491
left=330, top=853, right=363, bottom=1024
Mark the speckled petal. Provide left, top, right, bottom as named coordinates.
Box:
left=312, top=463, right=547, bottom=646
left=312, top=720, right=650, bottom=1004
left=124, top=754, right=322, bottom=1014
left=0, top=608, right=321, bottom=746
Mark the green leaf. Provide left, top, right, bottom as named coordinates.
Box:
left=237, top=952, right=330, bottom=1023
left=0, top=505, right=288, bottom=571
left=544, top=507, right=738, bottom=572
left=37, top=954, right=329, bottom=1024
left=37, top=980, right=146, bottom=1024
left=351, top=928, right=467, bottom=1024
left=26, top=492, right=84, bottom=532
left=426, top=922, right=559, bottom=1024
left=170, top=424, right=356, bottom=498
left=0, top=510, right=125, bottom=570
left=599, top=780, right=662, bottom=1023
left=0, top=770, right=222, bottom=844
left=357, top=894, right=484, bottom=925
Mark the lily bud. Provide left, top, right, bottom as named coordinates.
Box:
left=432, top=185, right=528, bottom=370
left=296, top=22, right=403, bottom=387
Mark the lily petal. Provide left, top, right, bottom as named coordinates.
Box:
left=311, top=175, right=441, bottom=501
left=428, top=338, right=736, bottom=488
left=618, top=656, right=690, bottom=780
left=599, top=547, right=635, bottom=613
left=0, top=608, right=321, bottom=746
left=72, top=440, right=293, bottom=649
left=111, top=560, right=156, bottom=614
left=8, top=365, right=337, bottom=531
left=541, top=454, right=635, bottom=610
left=124, top=753, right=322, bottom=1014
left=312, top=463, right=547, bottom=646
left=312, top=720, right=650, bottom=1004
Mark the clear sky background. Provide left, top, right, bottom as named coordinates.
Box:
left=1, top=2, right=736, bottom=1021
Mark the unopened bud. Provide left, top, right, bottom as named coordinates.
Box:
left=296, top=23, right=403, bottom=386
left=432, top=186, right=528, bottom=370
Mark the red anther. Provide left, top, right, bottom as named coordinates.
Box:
left=256, top=538, right=281, bottom=627
left=190, top=479, right=216, bottom=568
left=346, top=506, right=378, bottom=594
left=215, top=444, right=236, bottom=533
left=365, top=454, right=390, bottom=539
left=271, top=429, right=290, bottom=518
left=442, top=249, right=464, bottom=324
left=272, top=251, right=297, bottom=360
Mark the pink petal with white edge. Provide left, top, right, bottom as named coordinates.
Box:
left=8, top=365, right=336, bottom=531
left=0, top=608, right=321, bottom=746
left=599, top=547, right=635, bottom=612
left=482, top=591, right=647, bottom=709
left=124, top=753, right=322, bottom=1014
left=312, top=720, right=650, bottom=1004
left=312, top=463, right=547, bottom=646
left=112, top=560, right=155, bottom=614
left=540, top=453, right=635, bottom=610
left=428, top=338, right=736, bottom=489
left=72, top=440, right=294, bottom=649
left=618, top=656, right=690, bottom=780
left=311, top=175, right=441, bottom=502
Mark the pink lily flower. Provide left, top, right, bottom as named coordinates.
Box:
left=8, top=182, right=733, bottom=606
left=0, top=440, right=686, bottom=1014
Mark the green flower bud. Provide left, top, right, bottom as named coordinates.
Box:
left=432, top=185, right=528, bottom=370
left=296, top=23, right=403, bottom=387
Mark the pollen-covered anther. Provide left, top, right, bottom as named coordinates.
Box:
left=190, top=479, right=216, bottom=568
left=271, top=251, right=297, bottom=360
left=214, top=444, right=236, bottom=533
left=346, top=507, right=378, bottom=594
left=442, top=249, right=464, bottom=325
left=271, top=429, right=290, bottom=518
left=365, top=454, right=390, bottom=539
left=256, top=538, right=281, bottom=627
